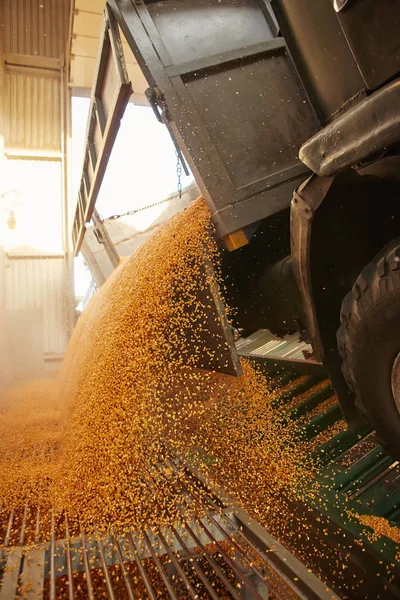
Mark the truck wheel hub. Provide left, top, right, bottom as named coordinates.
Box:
left=392, top=352, right=400, bottom=412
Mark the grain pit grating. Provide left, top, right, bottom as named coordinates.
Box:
left=0, top=463, right=336, bottom=600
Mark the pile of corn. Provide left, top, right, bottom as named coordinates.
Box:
left=0, top=198, right=310, bottom=536
left=0, top=379, right=64, bottom=509
left=356, top=514, right=400, bottom=544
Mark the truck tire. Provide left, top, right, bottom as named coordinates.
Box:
left=337, top=239, right=400, bottom=459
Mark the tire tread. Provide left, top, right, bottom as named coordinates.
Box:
left=337, top=239, right=400, bottom=433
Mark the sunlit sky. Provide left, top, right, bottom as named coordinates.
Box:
left=72, top=97, right=194, bottom=296
left=71, top=97, right=193, bottom=216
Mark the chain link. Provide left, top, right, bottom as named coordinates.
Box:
left=176, top=150, right=183, bottom=199
left=103, top=153, right=184, bottom=221
left=104, top=197, right=172, bottom=222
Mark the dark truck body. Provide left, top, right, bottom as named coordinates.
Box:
left=73, top=0, right=400, bottom=453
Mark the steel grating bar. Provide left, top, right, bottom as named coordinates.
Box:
left=64, top=516, right=74, bottom=600
left=49, top=511, right=56, bottom=600
left=203, top=513, right=292, bottom=600
left=97, top=534, right=117, bottom=600
left=168, top=466, right=296, bottom=599
left=142, top=530, right=178, bottom=600
left=170, top=526, right=221, bottom=600
left=127, top=533, right=158, bottom=600
left=80, top=526, right=95, bottom=600
left=194, top=517, right=266, bottom=600
left=0, top=444, right=340, bottom=600
left=113, top=534, right=138, bottom=600
left=35, top=507, right=41, bottom=544
left=18, top=547, right=46, bottom=600
left=141, top=469, right=237, bottom=597
left=0, top=508, right=14, bottom=567
left=163, top=459, right=291, bottom=600
left=156, top=528, right=199, bottom=599
left=153, top=461, right=266, bottom=600
left=0, top=548, right=23, bottom=599
left=184, top=521, right=242, bottom=600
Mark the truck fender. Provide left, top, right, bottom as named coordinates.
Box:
left=290, top=166, right=400, bottom=426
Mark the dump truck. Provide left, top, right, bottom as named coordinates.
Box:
left=72, top=0, right=400, bottom=460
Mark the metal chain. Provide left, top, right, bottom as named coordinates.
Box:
left=176, top=150, right=183, bottom=199
left=104, top=197, right=172, bottom=222
left=103, top=153, right=184, bottom=221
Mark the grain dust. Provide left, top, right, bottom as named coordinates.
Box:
left=0, top=197, right=311, bottom=538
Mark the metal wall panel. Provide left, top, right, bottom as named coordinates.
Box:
left=4, top=0, right=69, bottom=60
left=70, top=0, right=148, bottom=97
left=0, top=0, right=73, bottom=385
left=2, top=0, right=70, bottom=155
left=44, top=358, right=64, bottom=374
left=5, top=256, right=69, bottom=357
left=4, top=70, right=62, bottom=154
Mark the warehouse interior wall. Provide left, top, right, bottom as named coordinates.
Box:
left=0, top=0, right=74, bottom=392
left=70, top=0, right=148, bottom=103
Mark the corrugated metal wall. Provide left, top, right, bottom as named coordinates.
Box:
left=70, top=0, right=148, bottom=98
left=5, top=256, right=69, bottom=356
left=3, top=0, right=69, bottom=157
left=4, top=0, right=69, bottom=60
left=0, top=0, right=72, bottom=387
left=4, top=71, right=62, bottom=154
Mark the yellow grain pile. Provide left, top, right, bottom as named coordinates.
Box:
left=0, top=379, right=63, bottom=508
left=0, top=197, right=310, bottom=537
left=356, top=514, right=400, bottom=544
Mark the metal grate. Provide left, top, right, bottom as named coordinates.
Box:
left=236, top=330, right=325, bottom=377
left=236, top=331, right=313, bottom=362
left=0, top=459, right=337, bottom=600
